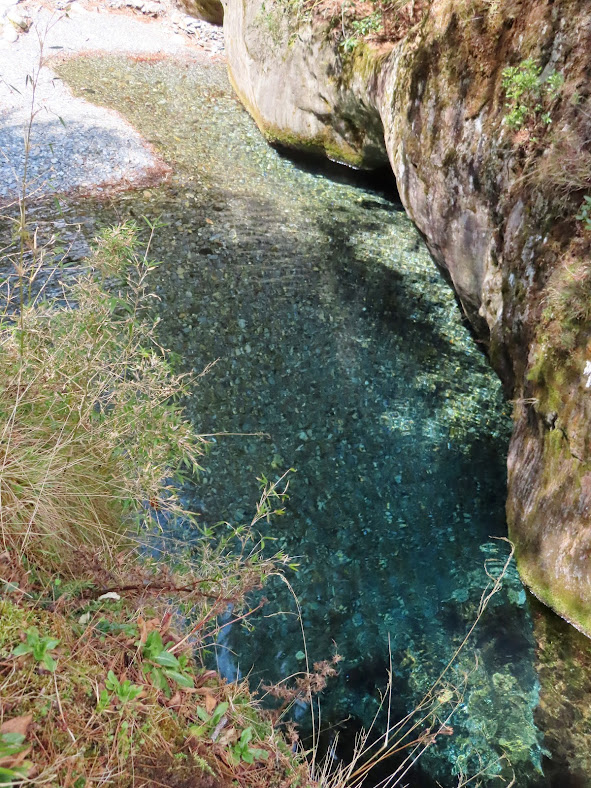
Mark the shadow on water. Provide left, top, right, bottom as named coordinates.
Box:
left=25, top=53, right=579, bottom=787
left=131, top=187, right=536, bottom=787
left=273, top=145, right=403, bottom=205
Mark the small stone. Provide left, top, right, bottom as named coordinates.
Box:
left=142, top=1, right=160, bottom=14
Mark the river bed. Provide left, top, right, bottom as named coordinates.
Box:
left=7, top=52, right=591, bottom=786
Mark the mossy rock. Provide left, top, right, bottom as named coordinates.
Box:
left=177, top=0, right=223, bottom=26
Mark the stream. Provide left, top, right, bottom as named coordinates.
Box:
left=9, top=52, right=591, bottom=786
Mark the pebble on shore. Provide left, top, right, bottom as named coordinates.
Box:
left=0, top=0, right=225, bottom=205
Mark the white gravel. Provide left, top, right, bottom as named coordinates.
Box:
left=0, top=0, right=223, bottom=205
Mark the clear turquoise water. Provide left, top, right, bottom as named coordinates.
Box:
left=50, top=55, right=546, bottom=786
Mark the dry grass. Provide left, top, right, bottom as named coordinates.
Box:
left=524, top=131, right=591, bottom=212
left=0, top=576, right=309, bottom=788
left=0, top=223, right=207, bottom=574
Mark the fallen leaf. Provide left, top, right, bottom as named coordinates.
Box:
left=204, top=693, right=216, bottom=714
left=146, top=618, right=160, bottom=633
left=194, top=670, right=218, bottom=688
left=167, top=692, right=182, bottom=707
left=0, top=715, right=32, bottom=737
left=160, top=611, right=173, bottom=634
left=137, top=616, right=148, bottom=644
left=216, top=726, right=236, bottom=747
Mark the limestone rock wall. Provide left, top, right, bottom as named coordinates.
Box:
left=222, top=0, right=388, bottom=166
left=223, top=0, right=591, bottom=634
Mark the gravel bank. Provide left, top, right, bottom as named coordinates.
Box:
left=0, top=0, right=223, bottom=205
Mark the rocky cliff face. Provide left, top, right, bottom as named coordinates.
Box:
left=222, top=0, right=591, bottom=633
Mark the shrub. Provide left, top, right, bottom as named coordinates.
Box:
left=501, top=58, right=563, bottom=131
left=340, top=12, right=383, bottom=51
left=0, top=222, right=206, bottom=573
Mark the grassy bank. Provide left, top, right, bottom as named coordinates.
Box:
left=0, top=222, right=310, bottom=787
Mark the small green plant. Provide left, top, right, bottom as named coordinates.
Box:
left=139, top=630, right=194, bottom=696
left=350, top=11, right=382, bottom=36
left=340, top=11, right=382, bottom=52
left=12, top=627, right=59, bottom=671
left=576, top=195, right=591, bottom=230
left=340, top=35, right=358, bottom=53
left=546, top=71, right=564, bottom=99
left=0, top=732, right=32, bottom=784
left=189, top=701, right=229, bottom=738
left=229, top=726, right=270, bottom=765
left=102, top=670, right=143, bottom=706
left=501, top=59, right=563, bottom=130
left=189, top=704, right=268, bottom=763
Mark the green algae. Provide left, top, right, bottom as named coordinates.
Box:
left=339, top=39, right=391, bottom=89
left=531, top=598, right=591, bottom=786
left=519, top=558, right=591, bottom=641
left=227, top=66, right=370, bottom=168
left=509, top=419, right=591, bottom=639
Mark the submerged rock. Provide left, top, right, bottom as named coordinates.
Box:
left=223, top=0, right=591, bottom=636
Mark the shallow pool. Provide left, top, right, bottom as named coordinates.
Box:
left=45, top=54, right=557, bottom=785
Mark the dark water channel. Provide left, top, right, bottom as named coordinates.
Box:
left=24, top=54, right=591, bottom=786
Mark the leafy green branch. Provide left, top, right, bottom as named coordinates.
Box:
left=501, top=58, right=563, bottom=131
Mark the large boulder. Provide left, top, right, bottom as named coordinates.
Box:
left=224, top=0, right=591, bottom=634
left=223, top=0, right=388, bottom=167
